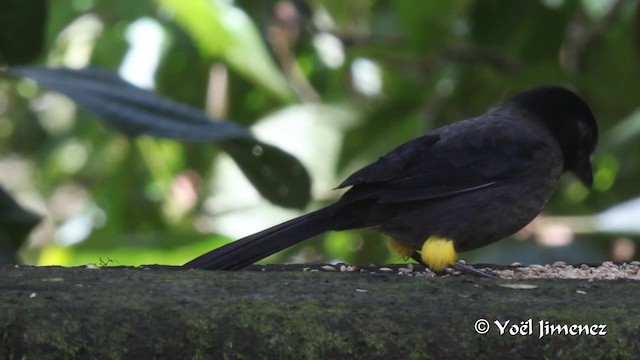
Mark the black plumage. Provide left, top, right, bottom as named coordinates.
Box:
left=184, top=86, right=598, bottom=271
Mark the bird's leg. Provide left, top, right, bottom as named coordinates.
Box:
left=410, top=250, right=498, bottom=278
left=410, top=251, right=426, bottom=266
left=451, top=262, right=499, bottom=279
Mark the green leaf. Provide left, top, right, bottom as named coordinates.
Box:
left=156, top=0, right=297, bottom=102
left=6, top=66, right=311, bottom=209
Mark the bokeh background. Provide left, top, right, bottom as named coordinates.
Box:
left=1, top=0, right=638, bottom=267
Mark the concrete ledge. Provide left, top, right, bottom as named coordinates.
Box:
left=0, top=265, right=638, bottom=359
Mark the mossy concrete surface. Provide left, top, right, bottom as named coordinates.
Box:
left=0, top=265, right=638, bottom=359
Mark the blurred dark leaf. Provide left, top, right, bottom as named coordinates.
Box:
left=221, top=139, right=311, bottom=209
left=5, top=66, right=311, bottom=209
left=0, top=0, right=47, bottom=64
left=7, top=66, right=251, bottom=140
left=0, top=186, right=40, bottom=264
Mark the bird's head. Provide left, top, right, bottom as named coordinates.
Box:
left=511, top=86, right=598, bottom=188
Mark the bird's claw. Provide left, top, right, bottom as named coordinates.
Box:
left=410, top=251, right=498, bottom=278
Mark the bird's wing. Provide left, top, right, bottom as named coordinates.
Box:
left=337, top=126, right=549, bottom=204
left=337, top=133, right=441, bottom=188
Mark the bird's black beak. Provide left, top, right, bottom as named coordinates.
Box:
left=574, top=152, right=593, bottom=189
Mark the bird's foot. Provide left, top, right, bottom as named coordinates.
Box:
left=451, top=261, right=499, bottom=278
left=410, top=251, right=498, bottom=278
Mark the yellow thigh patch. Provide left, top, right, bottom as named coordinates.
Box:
left=421, top=236, right=457, bottom=272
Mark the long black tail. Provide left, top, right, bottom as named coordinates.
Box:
left=183, top=206, right=338, bottom=270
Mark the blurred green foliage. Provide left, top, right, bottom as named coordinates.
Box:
left=0, top=0, right=639, bottom=267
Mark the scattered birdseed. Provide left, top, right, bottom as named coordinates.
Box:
left=340, top=265, right=359, bottom=272
left=576, top=290, right=587, bottom=294
left=498, top=283, right=538, bottom=290
left=496, top=262, right=640, bottom=280
left=417, top=271, right=437, bottom=278
left=290, top=262, right=640, bottom=279
left=320, top=265, right=336, bottom=272
left=530, top=264, right=546, bottom=271
left=355, top=289, right=368, bottom=293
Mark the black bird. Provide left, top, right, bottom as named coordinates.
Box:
left=184, top=86, right=598, bottom=274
